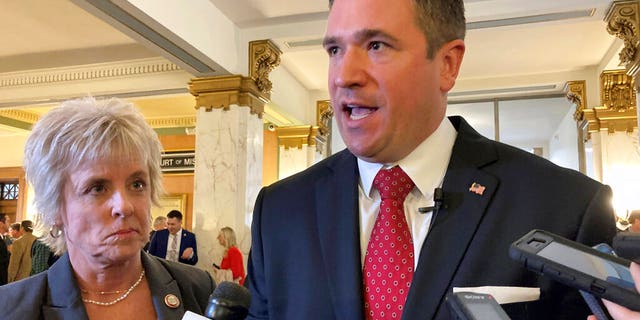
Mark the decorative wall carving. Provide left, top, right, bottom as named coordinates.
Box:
left=606, top=1, right=640, bottom=76
left=276, top=125, right=317, bottom=150
left=315, top=100, right=333, bottom=156
left=147, top=116, right=197, bottom=128
left=189, top=75, right=267, bottom=117
left=580, top=70, right=638, bottom=134
left=0, top=58, right=181, bottom=88
left=564, top=80, right=587, bottom=121
left=0, top=109, right=40, bottom=124
left=249, top=40, right=282, bottom=96
left=602, top=70, right=637, bottom=112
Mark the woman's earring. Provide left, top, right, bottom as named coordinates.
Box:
left=49, top=226, right=63, bottom=238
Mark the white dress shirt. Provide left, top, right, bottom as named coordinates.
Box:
left=358, top=117, right=457, bottom=268
left=166, top=229, right=183, bottom=260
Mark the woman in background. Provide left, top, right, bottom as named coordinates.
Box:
left=215, top=227, right=245, bottom=285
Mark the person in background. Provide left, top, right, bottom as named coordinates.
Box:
left=8, top=222, right=21, bottom=239
left=0, top=214, right=9, bottom=285
left=0, top=214, right=11, bottom=247
left=627, top=210, right=640, bottom=233
left=148, top=210, right=198, bottom=265
left=246, top=0, right=615, bottom=319
left=7, top=220, right=36, bottom=282
left=214, top=227, right=245, bottom=285
left=0, top=97, right=213, bottom=319
left=30, top=237, right=57, bottom=275
left=143, top=216, right=167, bottom=252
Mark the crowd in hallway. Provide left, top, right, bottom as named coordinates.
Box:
left=0, top=215, right=57, bottom=286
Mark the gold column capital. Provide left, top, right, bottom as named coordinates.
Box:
left=581, top=70, right=638, bottom=134
left=316, top=100, right=333, bottom=136
left=276, top=125, right=318, bottom=150
left=563, top=80, right=587, bottom=121
left=606, top=1, right=640, bottom=76
left=188, top=75, right=268, bottom=117
left=249, top=40, right=282, bottom=96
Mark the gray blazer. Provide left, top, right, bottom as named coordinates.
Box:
left=0, top=251, right=214, bottom=320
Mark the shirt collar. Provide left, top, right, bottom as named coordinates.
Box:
left=358, top=117, right=457, bottom=198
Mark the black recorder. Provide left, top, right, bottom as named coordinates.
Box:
left=509, top=229, right=640, bottom=311
left=446, top=292, right=510, bottom=320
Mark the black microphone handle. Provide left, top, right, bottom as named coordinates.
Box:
left=205, top=298, right=249, bottom=320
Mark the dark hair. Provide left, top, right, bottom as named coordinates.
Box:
left=167, top=210, right=183, bottom=221
left=328, top=0, right=466, bottom=58
left=0, top=214, right=5, bottom=224
left=10, top=223, right=20, bottom=232
left=629, top=210, right=640, bottom=224
left=21, top=220, right=33, bottom=233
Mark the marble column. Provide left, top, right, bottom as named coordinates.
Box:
left=605, top=2, right=640, bottom=220
left=578, top=70, right=639, bottom=220
left=189, top=75, right=266, bottom=273
left=187, top=40, right=281, bottom=273
left=606, top=0, right=640, bottom=142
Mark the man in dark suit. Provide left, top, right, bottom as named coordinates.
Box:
left=148, top=210, right=198, bottom=265
left=246, top=0, right=616, bottom=319
left=0, top=214, right=9, bottom=285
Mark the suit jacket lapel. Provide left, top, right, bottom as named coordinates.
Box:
left=42, top=253, right=88, bottom=319
left=315, top=150, right=365, bottom=320
left=403, top=116, right=499, bottom=319
left=142, top=252, right=188, bottom=319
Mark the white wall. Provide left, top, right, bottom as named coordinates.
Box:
left=549, top=108, right=579, bottom=170
left=270, top=66, right=313, bottom=124
left=0, top=134, right=28, bottom=167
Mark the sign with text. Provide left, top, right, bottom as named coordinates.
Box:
left=161, top=151, right=195, bottom=174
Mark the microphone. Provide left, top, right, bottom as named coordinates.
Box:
left=418, top=188, right=444, bottom=214
left=182, top=281, right=251, bottom=320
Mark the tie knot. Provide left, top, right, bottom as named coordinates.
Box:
left=373, top=166, right=415, bottom=201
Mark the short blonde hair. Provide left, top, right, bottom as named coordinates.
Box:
left=24, top=97, right=164, bottom=255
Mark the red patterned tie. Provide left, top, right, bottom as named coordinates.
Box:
left=363, top=166, right=415, bottom=320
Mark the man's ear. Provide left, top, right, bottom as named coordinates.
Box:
left=438, top=39, right=465, bottom=92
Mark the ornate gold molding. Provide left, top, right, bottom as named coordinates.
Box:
left=0, top=58, right=181, bottom=88
left=0, top=109, right=40, bottom=124
left=606, top=1, right=640, bottom=76
left=601, top=69, right=636, bottom=112
left=188, top=75, right=268, bottom=117
left=581, top=70, right=638, bottom=134
left=315, top=100, right=333, bottom=156
left=147, top=116, right=197, bottom=128
left=276, top=125, right=318, bottom=149
left=249, top=40, right=282, bottom=96
left=564, top=80, right=587, bottom=121
left=316, top=100, right=333, bottom=136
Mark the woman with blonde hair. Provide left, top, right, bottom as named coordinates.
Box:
left=0, top=97, right=214, bottom=319
left=214, top=227, right=245, bottom=285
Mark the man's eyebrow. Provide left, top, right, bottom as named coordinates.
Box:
left=323, top=28, right=398, bottom=48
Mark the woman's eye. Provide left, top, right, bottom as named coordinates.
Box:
left=88, top=185, right=105, bottom=194
left=132, top=180, right=146, bottom=191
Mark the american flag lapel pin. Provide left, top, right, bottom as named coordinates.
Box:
left=469, top=182, right=486, bottom=195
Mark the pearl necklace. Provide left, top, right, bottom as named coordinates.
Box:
left=81, top=269, right=145, bottom=306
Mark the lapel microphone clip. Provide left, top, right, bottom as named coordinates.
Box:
left=418, top=188, right=444, bottom=214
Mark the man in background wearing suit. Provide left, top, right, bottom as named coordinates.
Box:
left=148, top=210, right=198, bottom=265
left=0, top=214, right=10, bottom=285
left=246, top=0, right=616, bottom=319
